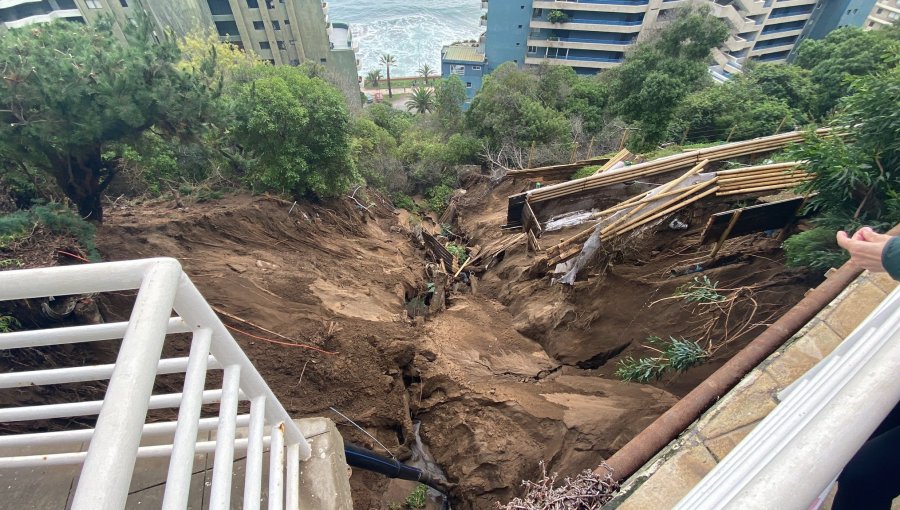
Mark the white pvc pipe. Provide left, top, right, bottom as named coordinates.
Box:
left=244, top=396, right=267, bottom=510
left=172, top=278, right=310, bottom=457
left=0, top=317, right=190, bottom=350
left=0, top=355, right=219, bottom=389
left=209, top=364, right=242, bottom=510
left=269, top=422, right=286, bottom=510
left=0, top=436, right=272, bottom=469
left=0, top=389, right=239, bottom=423
left=0, top=415, right=251, bottom=449
left=286, top=443, right=300, bottom=510
left=162, top=328, right=213, bottom=510
left=73, top=259, right=184, bottom=510
left=676, top=286, right=900, bottom=509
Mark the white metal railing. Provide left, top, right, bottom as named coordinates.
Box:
left=0, top=258, right=310, bottom=510
left=675, top=283, right=900, bottom=509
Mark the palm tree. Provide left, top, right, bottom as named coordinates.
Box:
left=405, top=87, right=435, bottom=114
left=417, top=64, right=433, bottom=85
left=365, top=69, right=382, bottom=88
left=379, top=53, right=397, bottom=98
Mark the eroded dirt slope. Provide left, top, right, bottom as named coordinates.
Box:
left=95, top=193, right=677, bottom=509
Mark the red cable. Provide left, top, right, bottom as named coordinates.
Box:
left=58, top=250, right=91, bottom=263
left=223, top=323, right=338, bottom=355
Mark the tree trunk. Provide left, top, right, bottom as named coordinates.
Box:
left=386, top=66, right=393, bottom=98
left=51, top=149, right=111, bottom=223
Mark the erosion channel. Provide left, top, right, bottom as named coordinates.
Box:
left=87, top=180, right=811, bottom=509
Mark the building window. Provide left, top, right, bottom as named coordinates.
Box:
left=450, top=64, right=465, bottom=75
left=206, top=0, right=233, bottom=15
left=57, top=0, right=77, bottom=7
left=471, top=65, right=481, bottom=71
left=259, top=41, right=271, bottom=50
left=466, top=82, right=472, bottom=88
left=271, top=20, right=280, bottom=30
left=890, top=11, right=899, bottom=19
left=518, top=24, right=523, bottom=28
left=868, top=21, right=875, bottom=26
left=85, top=0, right=102, bottom=8
left=513, top=59, right=518, bottom=63
left=527, top=45, right=537, bottom=53
left=284, top=19, right=290, bottom=25
left=247, top=0, right=259, bottom=7
left=215, top=20, right=240, bottom=37
left=516, top=42, right=520, bottom=46
left=320, top=57, right=327, bottom=63
left=253, top=21, right=264, bottom=30
left=276, top=40, right=286, bottom=50
left=119, top=0, right=128, bottom=6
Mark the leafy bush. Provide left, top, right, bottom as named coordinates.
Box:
left=426, top=184, right=454, bottom=213
left=392, top=193, right=418, bottom=212
left=783, top=227, right=850, bottom=270
left=570, top=166, right=600, bottom=180
left=615, top=336, right=709, bottom=383
left=0, top=204, right=99, bottom=260
left=548, top=10, right=570, bottom=23
left=446, top=243, right=468, bottom=264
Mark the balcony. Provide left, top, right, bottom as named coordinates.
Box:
left=533, top=0, right=649, bottom=13
left=321, top=1, right=328, bottom=16
left=328, top=22, right=356, bottom=52
left=2, top=8, right=81, bottom=29
left=526, top=54, right=622, bottom=69
left=528, top=36, right=633, bottom=51
left=531, top=18, right=643, bottom=33
left=480, top=16, right=487, bottom=26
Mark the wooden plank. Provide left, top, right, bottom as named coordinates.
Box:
left=698, top=196, right=806, bottom=245
left=594, top=149, right=632, bottom=174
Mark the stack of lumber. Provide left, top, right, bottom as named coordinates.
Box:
left=517, top=128, right=833, bottom=207
left=541, top=162, right=719, bottom=268
left=715, top=162, right=810, bottom=196
left=505, top=157, right=610, bottom=181
left=593, top=149, right=633, bottom=174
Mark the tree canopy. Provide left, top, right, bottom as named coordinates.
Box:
left=0, top=16, right=218, bottom=220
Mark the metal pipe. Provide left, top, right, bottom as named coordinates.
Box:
left=209, top=364, right=242, bottom=510
left=269, top=422, right=286, bottom=510
left=286, top=443, right=300, bottom=510
left=595, top=256, right=874, bottom=481
left=0, top=355, right=218, bottom=389
left=244, top=396, right=267, bottom=510
left=0, top=436, right=272, bottom=469
left=162, top=328, right=213, bottom=510
left=0, top=317, right=190, bottom=350
left=0, top=415, right=251, bottom=448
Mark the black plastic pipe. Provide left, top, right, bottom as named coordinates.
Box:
left=344, top=442, right=451, bottom=494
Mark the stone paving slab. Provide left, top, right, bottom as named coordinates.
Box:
left=606, top=270, right=898, bottom=509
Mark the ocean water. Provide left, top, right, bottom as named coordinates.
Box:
left=327, top=0, right=483, bottom=78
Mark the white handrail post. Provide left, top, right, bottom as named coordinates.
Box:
left=71, top=258, right=183, bottom=510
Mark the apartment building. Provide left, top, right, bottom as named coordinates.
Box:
left=0, top=0, right=360, bottom=105
left=478, top=0, right=828, bottom=81
left=865, top=0, right=900, bottom=28
left=440, top=44, right=486, bottom=105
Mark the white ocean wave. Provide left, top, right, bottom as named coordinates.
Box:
left=328, top=0, right=483, bottom=77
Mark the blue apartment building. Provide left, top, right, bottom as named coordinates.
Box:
left=440, top=44, right=486, bottom=106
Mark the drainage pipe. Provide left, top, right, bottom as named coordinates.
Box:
left=344, top=442, right=451, bottom=494
left=595, top=223, right=900, bottom=482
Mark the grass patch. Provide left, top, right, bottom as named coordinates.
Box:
left=570, top=165, right=601, bottom=180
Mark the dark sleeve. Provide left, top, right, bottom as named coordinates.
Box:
left=881, top=236, right=900, bottom=281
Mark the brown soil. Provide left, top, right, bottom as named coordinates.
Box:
left=0, top=175, right=814, bottom=508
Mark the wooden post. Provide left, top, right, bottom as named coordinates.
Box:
left=710, top=209, right=742, bottom=260
left=587, top=137, right=596, bottom=159
left=775, top=114, right=789, bottom=135
left=725, top=126, right=737, bottom=143
left=618, top=128, right=630, bottom=151
left=570, top=142, right=579, bottom=163
left=527, top=141, right=536, bottom=168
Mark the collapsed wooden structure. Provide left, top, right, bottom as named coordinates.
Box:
left=503, top=128, right=833, bottom=230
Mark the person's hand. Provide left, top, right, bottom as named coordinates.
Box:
left=836, top=227, right=893, bottom=273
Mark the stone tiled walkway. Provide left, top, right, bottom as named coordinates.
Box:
left=606, top=270, right=898, bottom=509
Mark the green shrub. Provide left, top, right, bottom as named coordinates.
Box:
left=392, top=193, right=418, bottom=212
left=426, top=184, right=454, bottom=213
left=570, top=165, right=600, bottom=180
left=783, top=227, right=849, bottom=270
left=615, top=336, right=709, bottom=383
left=548, top=10, right=570, bottom=23
left=0, top=315, right=18, bottom=333
left=0, top=204, right=100, bottom=261
left=446, top=243, right=468, bottom=264
left=674, top=275, right=724, bottom=303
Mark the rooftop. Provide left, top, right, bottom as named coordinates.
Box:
left=442, top=45, right=485, bottom=63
